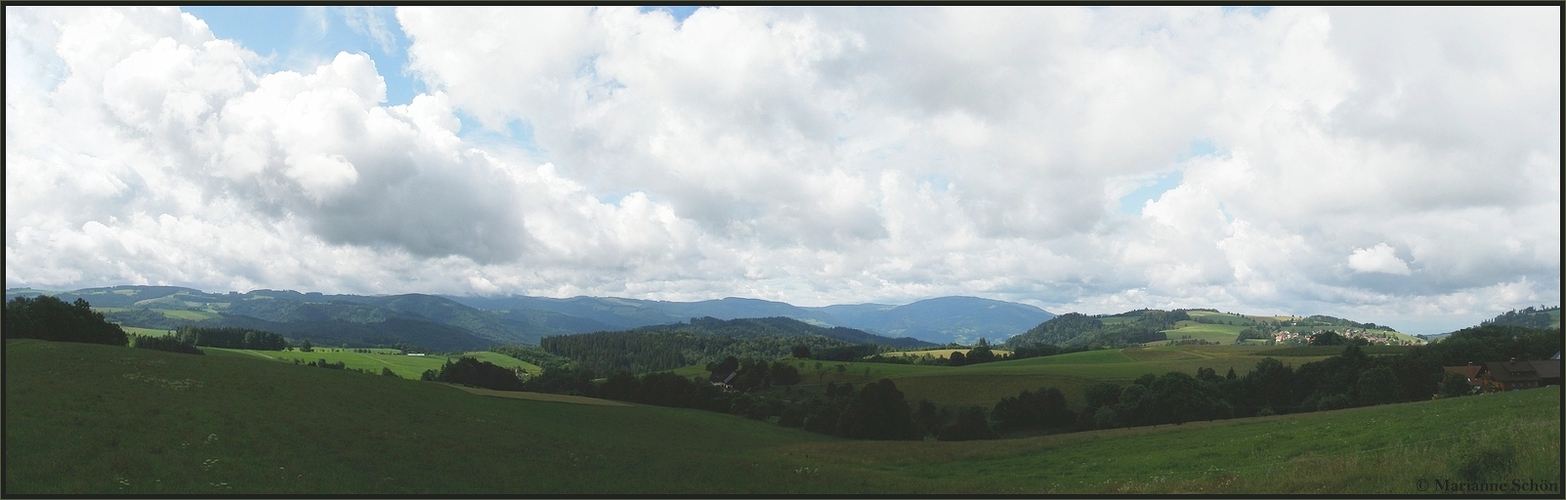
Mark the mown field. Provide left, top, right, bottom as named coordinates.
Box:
left=203, top=347, right=541, bottom=379
left=6, top=338, right=1557, bottom=495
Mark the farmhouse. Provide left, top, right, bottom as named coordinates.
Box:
left=1442, top=363, right=1484, bottom=392
left=1531, top=359, right=1561, bottom=386
left=1475, top=359, right=1560, bottom=392
left=709, top=371, right=736, bottom=388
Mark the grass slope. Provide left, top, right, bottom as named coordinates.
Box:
left=203, top=347, right=541, bottom=379
left=787, top=388, right=1559, bottom=494
left=3, top=339, right=860, bottom=494
left=5, top=339, right=1557, bottom=494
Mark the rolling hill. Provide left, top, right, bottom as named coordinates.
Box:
left=539, top=316, right=935, bottom=375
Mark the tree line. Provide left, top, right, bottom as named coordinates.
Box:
left=130, top=334, right=204, bottom=355
left=421, top=357, right=525, bottom=391
left=172, top=325, right=288, bottom=350
left=539, top=329, right=854, bottom=375
left=4, top=295, right=129, bottom=346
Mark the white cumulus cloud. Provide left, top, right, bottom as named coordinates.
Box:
left=1348, top=243, right=1413, bottom=275
left=5, top=6, right=1559, bottom=334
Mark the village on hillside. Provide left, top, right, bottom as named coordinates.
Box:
left=1271, top=328, right=1426, bottom=346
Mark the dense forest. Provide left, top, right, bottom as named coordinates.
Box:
left=421, top=357, right=524, bottom=391
left=1003, top=310, right=1183, bottom=349
left=537, top=316, right=929, bottom=375
left=172, top=325, right=288, bottom=350
left=4, top=296, right=128, bottom=346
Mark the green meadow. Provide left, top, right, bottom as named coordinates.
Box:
left=6, top=338, right=1557, bottom=494
left=765, top=345, right=1340, bottom=410
left=204, top=347, right=541, bottom=379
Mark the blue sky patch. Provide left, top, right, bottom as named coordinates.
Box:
left=1181, top=138, right=1218, bottom=161
left=919, top=174, right=951, bottom=192
left=1118, top=170, right=1183, bottom=215
left=638, top=6, right=702, bottom=23
left=1221, top=6, right=1273, bottom=18
left=452, top=109, right=543, bottom=159
left=182, top=6, right=422, bottom=105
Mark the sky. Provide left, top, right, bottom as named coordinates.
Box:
left=5, top=6, right=1559, bottom=334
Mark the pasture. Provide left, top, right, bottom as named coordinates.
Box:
left=745, top=345, right=1336, bottom=410
left=203, top=348, right=541, bottom=379
left=644, top=345, right=1346, bottom=411
left=5, top=338, right=1556, bottom=494
left=1164, top=321, right=1247, bottom=341
left=786, top=387, right=1559, bottom=493
left=1184, top=310, right=1256, bottom=325
left=881, top=348, right=1013, bottom=358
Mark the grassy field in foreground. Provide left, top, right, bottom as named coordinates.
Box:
left=786, top=388, right=1561, bottom=494
left=4, top=339, right=855, bottom=494
left=5, top=339, right=1558, bottom=494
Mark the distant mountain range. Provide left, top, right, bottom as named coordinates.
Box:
left=442, top=293, right=1056, bottom=345
left=3, top=286, right=1056, bottom=349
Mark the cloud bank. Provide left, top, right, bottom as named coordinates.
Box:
left=5, top=6, right=1559, bottom=333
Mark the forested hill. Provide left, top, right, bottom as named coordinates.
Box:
left=1481, top=305, right=1561, bottom=330
left=624, top=316, right=932, bottom=349
left=1004, top=310, right=1184, bottom=349
left=539, top=317, right=934, bottom=375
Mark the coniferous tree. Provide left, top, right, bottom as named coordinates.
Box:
left=4, top=296, right=128, bottom=346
